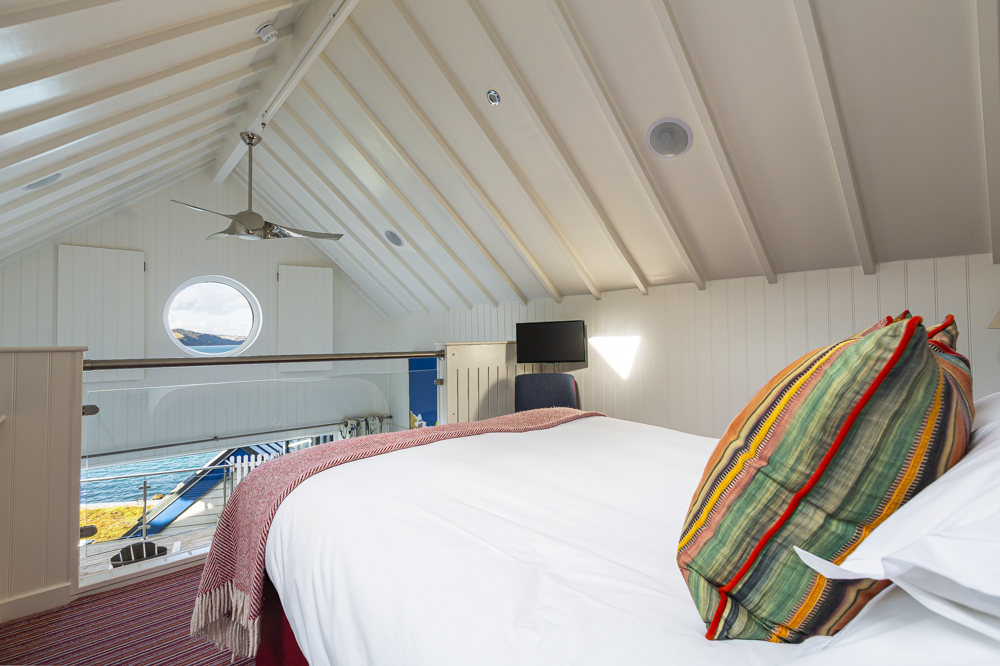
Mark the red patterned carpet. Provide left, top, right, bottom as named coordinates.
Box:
left=0, top=565, right=252, bottom=666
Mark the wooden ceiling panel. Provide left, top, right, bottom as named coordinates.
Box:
left=815, top=0, right=991, bottom=263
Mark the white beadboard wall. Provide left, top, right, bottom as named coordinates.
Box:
left=390, top=255, right=1000, bottom=438
left=0, top=169, right=391, bottom=464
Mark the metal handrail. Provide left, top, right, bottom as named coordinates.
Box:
left=82, top=463, right=238, bottom=483
left=83, top=349, right=444, bottom=371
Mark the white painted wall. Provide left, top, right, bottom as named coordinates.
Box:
left=0, top=169, right=392, bottom=465
left=390, top=255, right=1000, bottom=438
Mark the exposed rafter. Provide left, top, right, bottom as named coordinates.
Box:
left=0, top=121, right=234, bottom=220
left=0, top=0, right=130, bottom=28
left=793, top=0, right=875, bottom=275
left=976, top=0, right=1000, bottom=264
left=262, top=125, right=447, bottom=312
left=465, top=0, right=650, bottom=296
left=319, top=53, right=528, bottom=306
left=276, top=107, right=473, bottom=309
left=0, top=30, right=289, bottom=140
left=0, top=138, right=225, bottom=242
left=385, top=1, right=598, bottom=301
left=253, top=150, right=432, bottom=314
left=0, top=106, right=242, bottom=194
left=0, top=61, right=270, bottom=174
left=544, top=0, right=705, bottom=291
left=0, top=0, right=304, bottom=94
left=213, top=0, right=362, bottom=183
left=650, top=0, right=775, bottom=284
left=347, top=22, right=563, bottom=305
left=238, top=166, right=407, bottom=317
left=299, top=81, right=499, bottom=307
left=0, top=154, right=217, bottom=265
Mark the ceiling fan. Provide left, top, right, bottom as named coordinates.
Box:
left=171, top=131, right=343, bottom=241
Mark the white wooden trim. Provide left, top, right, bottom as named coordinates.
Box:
left=266, top=118, right=451, bottom=310
left=0, top=0, right=303, bottom=94
left=0, top=0, right=129, bottom=28
left=794, top=0, right=876, bottom=275
left=650, top=0, right=771, bottom=286
left=0, top=61, right=267, bottom=173
left=299, top=81, right=500, bottom=308
left=466, top=0, right=649, bottom=296
left=213, top=0, right=361, bottom=182
left=0, top=31, right=288, bottom=140
left=319, top=53, right=529, bottom=306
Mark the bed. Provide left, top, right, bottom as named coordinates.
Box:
left=260, top=414, right=1000, bottom=665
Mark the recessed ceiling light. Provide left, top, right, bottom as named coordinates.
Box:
left=384, top=229, right=403, bottom=247
left=23, top=172, right=62, bottom=191
left=486, top=90, right=501, bottom=106
left=646, top=119, right=692, bottom=158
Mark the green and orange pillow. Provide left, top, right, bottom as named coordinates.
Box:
left=677, top=314, right=973, bottom=643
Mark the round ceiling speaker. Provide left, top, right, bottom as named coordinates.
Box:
left=384, top=229, right=404, bottom=247
left=486, top=90, right=501, bottom=106
left=23, top=172, right=62, bottom=191
left=646, top=118, right=692, bottom=158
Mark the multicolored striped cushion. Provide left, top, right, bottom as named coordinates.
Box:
left=677, top=314, right=974, bottom=643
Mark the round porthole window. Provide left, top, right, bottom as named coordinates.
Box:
left=164, top=276, right=261, bottom=357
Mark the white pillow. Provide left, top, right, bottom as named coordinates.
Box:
left=796, top=391, right=1000, bottom=641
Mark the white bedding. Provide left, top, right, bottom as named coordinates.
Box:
left=265, top=416, right=1000, bottom=665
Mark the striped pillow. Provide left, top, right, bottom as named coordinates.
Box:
left=677, top=315, right=973, bottom=643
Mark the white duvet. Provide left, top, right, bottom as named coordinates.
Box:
left=265, top=416, right=1000, bottom=665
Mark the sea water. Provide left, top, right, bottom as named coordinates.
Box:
left=185, top=345, right=239, bottom=354
left=81, top=451, right=220, bottom=504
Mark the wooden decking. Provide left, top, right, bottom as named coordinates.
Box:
left=78, top=525, right=217, bottom=578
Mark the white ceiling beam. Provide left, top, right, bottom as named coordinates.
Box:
left=0, top=29, right=289, bottom=140
left=0, top=105, right=241, bottom=194
left=212, top=0, right=361, bottom=183
left=275, top=109, right=471, bottom=309
left=650, top=0, right=775, bottom=285
left=465, top=0, right=649, bottom=296
left=0, top=121, right=233, bottom=219
left=383, top=3, right=595, bottom=301
left=347, top=21, right=559, bottom=305
left=544, top=0, right=705, bottom=291
left=259, top=131, right=440, bottom=312
left=0, top=0, right=130, bottom=28
left=240, top=166, right=409, bottom=317
left=0, top=154, right=216, bottom=264
left=0, top=162, right=213, bottom=268
left=0, top=138, right=224, bottom=241
left=298, top=81, right=499, bottom=308
left=319, top=54, right=528, bottom=306
left=976, top=0, right=1000, bottom=264
left=0, top=60, right=269, bottom=173
left=793, top=0, right=875, bottom=275
left=0, top=0, right=304, bottom=94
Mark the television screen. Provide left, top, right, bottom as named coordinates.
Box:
left=516, top=320, right=587, bottom=364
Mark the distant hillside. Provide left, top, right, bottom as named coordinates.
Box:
left=172, top=329, right=247, bottom=347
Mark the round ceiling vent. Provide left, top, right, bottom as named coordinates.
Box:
left=23, top=172, right=62, bottom=191
left=646, top=119, right=692, bottom=158
left=384, top=229, right=404, bottom=247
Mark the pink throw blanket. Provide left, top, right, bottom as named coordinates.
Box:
left=190, top=408, right=604, bottom=659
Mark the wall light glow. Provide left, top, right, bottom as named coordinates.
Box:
left=589, top=336, right=640, bottom=379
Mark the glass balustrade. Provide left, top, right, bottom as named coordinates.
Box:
left=79, top=363, right=439, bottom=584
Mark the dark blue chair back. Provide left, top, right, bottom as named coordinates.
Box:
left=514, top=373, right=579, bottom=412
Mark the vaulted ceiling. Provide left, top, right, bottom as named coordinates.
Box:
left=1, top=0, right=998, bottom=315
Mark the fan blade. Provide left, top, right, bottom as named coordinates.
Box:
left=206, top=219, right=252, bottom=240
left=171, top=200, right=238, bottom=220
left=268, top=222, right=343, bottom=240
left=206, top=231, right=231, bottom=240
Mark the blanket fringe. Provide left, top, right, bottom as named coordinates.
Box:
left=190, top=583, right=259, bottom=661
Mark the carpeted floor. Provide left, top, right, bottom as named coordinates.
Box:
left=0, top=565, right=253, bottom=666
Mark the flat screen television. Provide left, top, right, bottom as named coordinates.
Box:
left=516, top=320, right=587, bottom=364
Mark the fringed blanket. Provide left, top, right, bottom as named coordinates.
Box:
left=190, top=407, right=604, bottom=660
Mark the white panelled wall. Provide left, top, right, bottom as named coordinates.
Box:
left=0, top=169, right=391, bottom=463
left=390, top=255, right=1000, bottom=438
